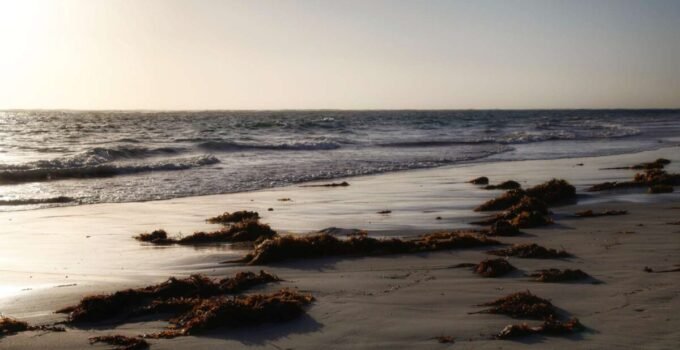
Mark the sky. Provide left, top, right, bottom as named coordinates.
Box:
left=0, top=0, right=679, bottom=110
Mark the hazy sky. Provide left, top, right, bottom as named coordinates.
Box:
left=1, top=0, right=679, bottom=110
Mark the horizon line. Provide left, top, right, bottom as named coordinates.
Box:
left=2, top=107, right=680, bottom=113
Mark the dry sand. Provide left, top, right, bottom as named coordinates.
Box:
left=1, top=148, right=679, bottom=349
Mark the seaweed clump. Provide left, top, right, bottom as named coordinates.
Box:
left=0, top=316, right=29, bottom=337
left=588, top=165, right=680, bottom=192
left=474, top=196, right=551, bottom=229
left=89, top=335, right=149, bottom=350
left=136, top=220, right=277, bottom=245
left=178, top=219, right=277, bottom=244
left=57, top=271, right=281, bottom=323
left=469, top=176, right=489, bottom=185
left=485, top=180, right=521, bottom=190
left=630, top=158, right=671, bottom=170
left=475, top=291, right=556, bottom=319
left=487, top=243, right=570, bottom=259
left=233, top=232, right=500, bottom=265
left=496, top=317, right=583, bottom=339
left=134, top=229, right=173, bottom=245
left=574, top=209, right=627, bottom=217
left=207, top=210, right=260, bottom=224
left=474, top=258, right=516, bottom=277
left=0, top=316, right=64, bottom=338
left=475, top=189, right=526, bottom=212
left=529, top=269, right=590, bottom=282
left=524, top=179, right=576, bottom=206
left=487, top=220, right=521, bottom=236
left=147, top=289, right=314, bottom=338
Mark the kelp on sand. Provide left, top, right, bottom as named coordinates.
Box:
left=207, top=210, right=260, bottom=225
left=487, top=243, right=570, bottom=259
left=529, top=268, right=591, bottom=282
left=57, top=271, right=281, bottom=323
left=230, top=232, right=501, bottom=265
left=473, top=291, right=557, bottom=319
left=135, top=219, right=277, bottom=245
left=146, top=289, right=314, bottom=339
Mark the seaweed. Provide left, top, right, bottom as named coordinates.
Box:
left=469, top=176, right=489, bottom=185
left=484, top=180, right=521, bottom=190
left=145, top=289, right=314, bottom=338
left=377, top=210, right=392, bottom=214
left=589, top=167, right=680, bottom=192
left=301, top=181, right=350, bottom=187
left=649, top=184, right=674, bottom=194
left=630, top=158, right=671, bottom=170
left=510, top=210, right=553, bottom=228
left=0, top=316, right=29, bottom=337
left=0, top=316, right=64, bottom=338
left=475, top=196, right=552, bottom=229
left=57, top=271, right=281, bottom=323
left=178, top=219, right=277, bottom=244
left=574, top=210, right=627, bottom=217
left=496, top=317, right=582, bottom=339
left=233, top=232, right=500, bottom=265
left=134, top=229, right=173, bottom=245
left=487, top=244, right=570, bottom=259
left=529, top=269, right=590, bottom=282
left=137, top=220, right=277, bottom=245
left=524, top=179, right=576, bottom=206
left=487, top=220, right=521, bottom=236
left=207, top=210, right=260, bottom=224
left=475, top=291, right=556, bottom=320
left=474, top=258, right=516, bottom=277
left=89, top=335, right=149, bottom=350
left=475, top=189, right=526, bottom=212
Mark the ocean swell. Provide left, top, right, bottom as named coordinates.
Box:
left=0, top=155, right=219, bottom=184
left=198, top=140, right=342, bottom=151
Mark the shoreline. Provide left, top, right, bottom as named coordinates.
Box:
left=1, top=147, right=679, bottom=349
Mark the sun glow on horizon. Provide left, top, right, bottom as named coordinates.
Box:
left=1, top=0, right=679, bottom=110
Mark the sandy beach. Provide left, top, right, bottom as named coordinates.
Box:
left=0, top=147, right=678, bottom=349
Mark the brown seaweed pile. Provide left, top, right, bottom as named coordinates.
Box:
left=89, top=335, right=149, bottom=350
left=476, top=178, right=575, bottom=211
left=475, top=189, right=526, bottom=212
left=486, top=220, right=521, bottom=236
left=529, top=269, right=590, bottom=282
left=134, top=230, right=173, bottom=245
left=487, top=243, right=570, bottom=259
left=233, top=232, right=501, bottom=265
left=301, top=181, right=350, bottom=187
left=469, top=176, right=489, bottom=185
left=0, top=316, right=29, bottom=337
left=485, top=180, right=521, bottom=190
left=0, top=316, right=64, bottom=338
left=589, top=161, right=680, bottom=192
left=496, top=317, right=583, bottom=339
left=474, top=258, right=516, bottom=277
left=524, top=179, right=577, bottom=206
left=474, top=196, right=552, bottom=229
left=475, top=291, right=556, bottom=319
left=604, top=158, right=671, bottom=170
left=57, top=271, right=281, bottom=323
left=207, top=210, right=260, bottom=224
left=574, top=209, right=627, bottom=217
left=136, top=220, right=277, bottom=245
left=146, top=289, right=314, bottom=338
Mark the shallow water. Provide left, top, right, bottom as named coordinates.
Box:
left=0, top=109, right=678, bottom=210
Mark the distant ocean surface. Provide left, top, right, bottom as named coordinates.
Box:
left=1, top=110, right=679, bottom=210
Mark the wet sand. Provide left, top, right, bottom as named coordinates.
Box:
left=1, top=147, right=679, bottom=349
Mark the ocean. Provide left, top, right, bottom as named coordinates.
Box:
left=0, top=109, right=679, bottom=210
